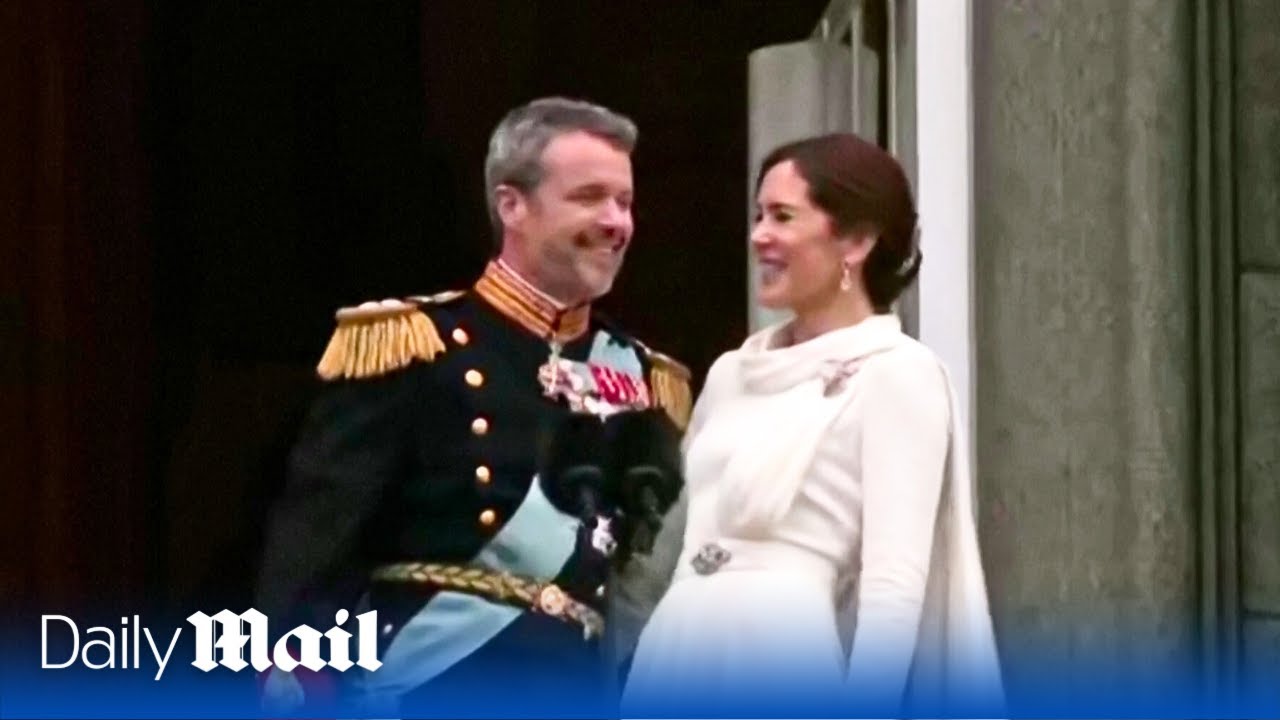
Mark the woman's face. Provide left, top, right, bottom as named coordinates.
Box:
left=751, top=160, right=867, bottom=313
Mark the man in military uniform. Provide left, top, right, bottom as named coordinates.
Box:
left=255, top=97, right=690, bottom=717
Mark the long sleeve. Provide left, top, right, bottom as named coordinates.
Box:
left=255, top=369, right=421, bottom=635
left=844, top=352, right=950, bottom=708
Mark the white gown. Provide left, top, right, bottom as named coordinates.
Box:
left=621, top=314, right=1003, bottom=716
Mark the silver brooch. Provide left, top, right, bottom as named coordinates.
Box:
left=690, top=542, right=732, bottom=575
left=819, top=358, right=865, bottom=396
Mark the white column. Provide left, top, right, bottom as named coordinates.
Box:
left=747, top=41, right=853, bottom=333
left=915, top=0, right=975, bottom=465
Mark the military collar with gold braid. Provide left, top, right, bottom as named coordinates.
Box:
left=472, top=260, right=590, bottom=344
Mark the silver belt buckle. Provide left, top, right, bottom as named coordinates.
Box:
left=690, top=542, right=732, bottom=575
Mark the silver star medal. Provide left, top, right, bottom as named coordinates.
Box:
left=591, top=515, right=618, bottom=556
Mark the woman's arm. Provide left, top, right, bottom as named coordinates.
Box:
left=844, top=350, right=951, bottom=708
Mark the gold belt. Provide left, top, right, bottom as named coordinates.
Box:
left=371, top=562, right=604, bottom=640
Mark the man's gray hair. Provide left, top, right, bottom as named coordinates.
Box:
left=484, top=97, right=638, bottom=237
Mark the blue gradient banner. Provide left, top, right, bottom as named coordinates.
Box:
left=2, top=609, right=1277, bottom=718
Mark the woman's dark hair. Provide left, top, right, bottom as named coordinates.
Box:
left=757, top=133, right=921, bottom=312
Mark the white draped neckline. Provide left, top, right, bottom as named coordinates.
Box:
left=736, top=313, right=906, bottom=394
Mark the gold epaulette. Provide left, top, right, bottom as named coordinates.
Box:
left=315, top=292, right=461, bottom=381
left=637, top=343, right=693, bottom=431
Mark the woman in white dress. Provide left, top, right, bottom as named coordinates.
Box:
left=621, top=134, right=1003, bottom=717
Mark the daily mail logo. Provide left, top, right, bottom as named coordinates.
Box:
left=41, top=610, right=382, bottom=680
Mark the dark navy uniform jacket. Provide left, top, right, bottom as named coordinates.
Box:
left=255, top=260, right=691, bottom=715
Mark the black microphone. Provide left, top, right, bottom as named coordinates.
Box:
left=537, top=413, right=613, bottom=521
left=578, top=484, right=601, bottom=521
left=621, top=469, right=665, bottom=554
left=604, top=410, right=684, bottom=557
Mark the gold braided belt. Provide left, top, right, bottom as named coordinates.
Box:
left=371, top=562, right=604, bottom=640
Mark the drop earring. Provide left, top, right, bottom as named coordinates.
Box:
left=839, top=262, right=853, bottom=292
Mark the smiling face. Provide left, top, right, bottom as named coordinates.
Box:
left=496, top=130, right=634, bottom=305
left=751, top=159, right=873, bottom=315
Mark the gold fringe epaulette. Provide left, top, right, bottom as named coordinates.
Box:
left=640, top=344, right=693, bottom=431
left=316, top=298, right=448, bottom=381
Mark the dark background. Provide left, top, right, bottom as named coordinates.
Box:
left=3, top=0, right=828, bottom=621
